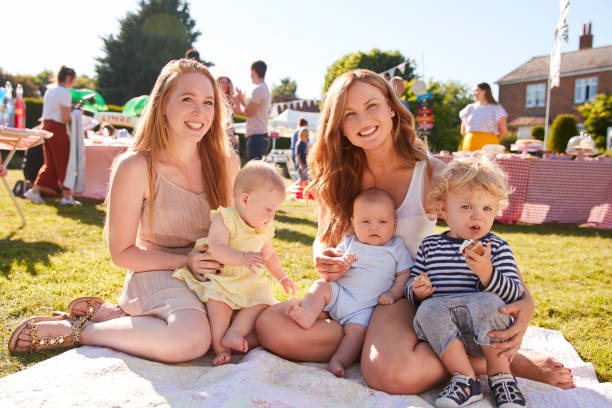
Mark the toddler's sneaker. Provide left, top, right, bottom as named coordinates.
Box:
left=488, top=373, right=527, bottom=408
left=60, top=196, right=82, bottom=206
left=24, top=189, right=45, bottom=204
left=435, top=373, right=482, bottom=408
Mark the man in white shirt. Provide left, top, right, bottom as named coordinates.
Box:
left=238, top=60, right=271, bottom=161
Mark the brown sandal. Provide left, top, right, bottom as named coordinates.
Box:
left=8, top=314, right=87, bottom=353
left=67, top=296, right=105, bottom=321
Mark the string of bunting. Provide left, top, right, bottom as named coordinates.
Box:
left=379, top=59, right=417, bottom=78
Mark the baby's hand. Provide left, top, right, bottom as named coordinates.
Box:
left=378, top=291, right=396, bottom=305
left=340, top=252, right=358, bottom=267
left=279, top=275, right=296, bottom=295
left=241, top=251, right=264, bottom=273
left=411, top=274, right=435, bottom=301
left=464, top=242, right=493, bottom=279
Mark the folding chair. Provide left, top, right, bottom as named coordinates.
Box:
left=0, top=125, right=53, bottom=226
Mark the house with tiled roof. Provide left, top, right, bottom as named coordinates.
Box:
left=496, top=24, right=612, bottom=138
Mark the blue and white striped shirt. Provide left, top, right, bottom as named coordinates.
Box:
left=406, top=232, right=523, bottom=305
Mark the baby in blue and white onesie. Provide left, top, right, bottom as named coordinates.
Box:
left=285, top=188, right=413, bottom=377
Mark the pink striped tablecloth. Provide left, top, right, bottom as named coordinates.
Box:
left=433, top=154, right=612, bottom=229
left=77, top=142, right=129, bottom=200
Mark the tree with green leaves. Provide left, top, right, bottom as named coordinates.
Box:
left=405, top=79, right=472, bottom=152
left=323, top=49, right=414, bottom=93
left=95, top=0, right=207, bottom=105
left=577, top=93, right=612, bottom=149
left=272, top=77, right=298, bottom=100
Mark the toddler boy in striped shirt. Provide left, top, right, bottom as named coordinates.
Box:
left=407, top=155, right=526, bottom=408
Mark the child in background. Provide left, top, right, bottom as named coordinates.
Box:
left=406, top=155, right=526, bottom=408
left=174, top=161, right=296, bottom=366
left=285, top=188, right=413, bottom=378
left=296, top=127, right=310, bottom=188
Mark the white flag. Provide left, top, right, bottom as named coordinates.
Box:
left=549, top=0, right=570, bottom=88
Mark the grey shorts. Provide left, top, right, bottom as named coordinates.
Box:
left=413, top=292, right=512, bottom=359
left=323, top=281, right=373, bottom=327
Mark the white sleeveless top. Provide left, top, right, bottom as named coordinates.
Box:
left=394, top=160, right=436, bottom=261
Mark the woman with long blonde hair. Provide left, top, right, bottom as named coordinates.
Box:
left=256, top=69, right=573, bottom=392
left=9, top=59, right=241, bottom=363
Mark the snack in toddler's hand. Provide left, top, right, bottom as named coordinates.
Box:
left=414, top=274, right=431, bottom=285
left=459, top=239, right=485, bottom=256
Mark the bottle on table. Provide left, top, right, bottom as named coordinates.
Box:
left=14, top=84, right=26, bottom=129
left=2, top=81, right=14, bottom=127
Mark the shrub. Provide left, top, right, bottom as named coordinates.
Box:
left=548, top=114, right=578, bottom=152
left=500, top=133, right=517, bottom=151
left=531, top=125, right=545, bottom=140
left=233, top=114, right=246, bottom=123
left=24, top=98, right=43, bottom=129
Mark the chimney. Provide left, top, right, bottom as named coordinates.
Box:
left=579, top=22, right=593, bottom=50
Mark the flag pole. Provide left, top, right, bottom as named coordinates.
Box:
left=544, top=75, right=552, bottom=148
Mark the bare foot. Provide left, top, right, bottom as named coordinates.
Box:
left=11, top=318, right=75, bottom=352
left=213, top=351, right=231, bottom=366
left=71, top=302, right=124, bottom=323
left=221, top=331, right=248, bottom=353
left=512, top=352, right=575, bottom=389
left=285, top=304, right=314, bottom=329
left=327, top=359, right=346, bottom=378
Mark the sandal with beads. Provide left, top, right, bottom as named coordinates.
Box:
left=67, top=296, right=105, bottom=321
left=8, top=314, right=87, bottom=353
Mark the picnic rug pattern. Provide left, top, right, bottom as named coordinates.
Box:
left=1, top=327, right=610, bottom=407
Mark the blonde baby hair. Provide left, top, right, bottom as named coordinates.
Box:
left=298, top=127, right=309, bottom=140
left=430, top=154, right=512, bottom=209
left=234, top=161, right=286, bottom=197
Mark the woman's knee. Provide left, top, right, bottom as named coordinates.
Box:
left=160, top=312, right=211, bottom=362
left=362, top=345, right=439, bottom=394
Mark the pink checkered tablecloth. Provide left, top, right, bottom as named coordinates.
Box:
left=433, top=154, right=612, bottom=229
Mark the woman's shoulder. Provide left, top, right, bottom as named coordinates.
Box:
left=113, top=151, right=149, bottom=181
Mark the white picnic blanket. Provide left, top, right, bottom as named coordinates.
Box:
left=1, top=327, right=610, bottom=407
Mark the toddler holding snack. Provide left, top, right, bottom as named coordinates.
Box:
left=174, top=161, right=296, bottom=365
left=285, top=188, right=413, bottom=377
left=406, top=155, right=526, bottom=408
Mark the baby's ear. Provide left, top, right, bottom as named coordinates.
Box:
left=240, top=192, right=250, bottom=206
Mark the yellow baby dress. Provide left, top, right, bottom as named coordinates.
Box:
left=172, top=207, right=278, bottom=309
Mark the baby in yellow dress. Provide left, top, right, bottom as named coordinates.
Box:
left=173, top=161, right=296, bottom=365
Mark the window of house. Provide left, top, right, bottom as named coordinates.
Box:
left=574, top=77, right=598, bottom=104
left=525, top=83, right=546, bottom=108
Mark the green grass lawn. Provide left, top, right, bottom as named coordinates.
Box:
left=1, top=169, right=611, bottom=382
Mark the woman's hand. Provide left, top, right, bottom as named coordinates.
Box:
left=488, top=295, right=535, bottom=361
left=187, top=245, right=223, bottom=281
left=314, top=247, right=350, bottom=282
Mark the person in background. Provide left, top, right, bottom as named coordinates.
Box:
left=237, top=60, right=271, bottom=161
left=459, top=83, right=507, bottom=151
left=296, top=127, right=310, bottom=189
left=291, top=117, right=308, bottom=172
left=390, top=76, right=411, bottom=113
left=216, top=76, right=241, bottom=153
left=0, top=162, right=7, bottom=177
left=185, top=48, right=201, bottom=62
left=23, top=65, right=81, bottom=206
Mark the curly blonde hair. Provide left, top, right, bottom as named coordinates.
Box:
left=305, top=69, right=429, bottom=246
left=430, top=154, right=512, bottom=209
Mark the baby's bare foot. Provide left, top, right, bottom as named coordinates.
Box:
left=327, top=359, right=346, bottom=378
left=213, top=351, right=231, bottom=366
left=221, top=332, right=248, bottom=353
left=512, top=352, right=575, bottom=389
left=285, top=304, right=313, bottom=329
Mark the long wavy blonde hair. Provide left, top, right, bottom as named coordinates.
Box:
left=109, top=59, right=232, bottom=229
left=306, top=69, right=429, bottom=246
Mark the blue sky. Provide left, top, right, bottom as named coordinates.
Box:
left=2, top=0, right=611, bottom=102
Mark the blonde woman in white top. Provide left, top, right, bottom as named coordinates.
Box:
left=256, top=70, right=574, bottom=393
left=459, top=82, right=507, bottom=151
